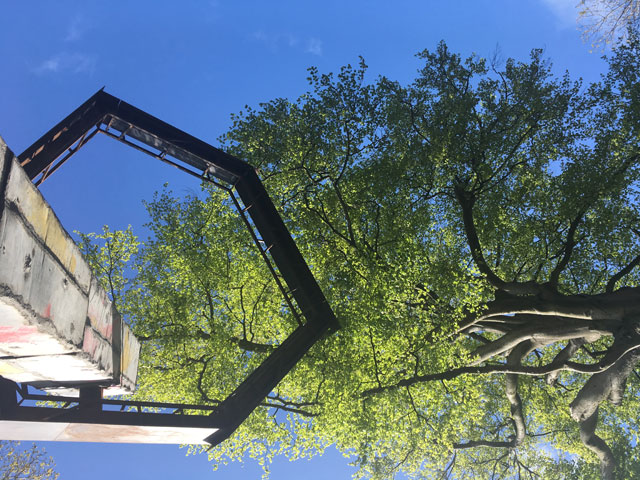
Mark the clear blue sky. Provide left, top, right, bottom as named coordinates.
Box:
left=0, top=1, right=609, bottom=478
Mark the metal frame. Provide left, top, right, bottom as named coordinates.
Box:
left=0, top=378, right=220, bottom=438
left=2, top=89, right=339, bottom=445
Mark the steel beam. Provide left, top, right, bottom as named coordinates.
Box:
left=10, top=90, right=340, bottom=445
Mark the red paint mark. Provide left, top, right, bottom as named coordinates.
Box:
left=0, top=326, right=39, bottom=343
left=43, top=304, right=52, bottom=319
left=82, top=326, right=98, bottom=354
left=87, top=304, right=114, bottom=340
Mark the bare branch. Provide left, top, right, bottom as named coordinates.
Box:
left=470, top=323, right=603, bottom=365
left=455, top=287, right=640, bottom=335
left=454, top=439, right=513, bottom=450
left=546, top=338, right=588, bottom=385
left=579, top=0, right=640, bottom=48
left=606, top=252, right=640, bottom=292
left=363, top=339, right=640, bottom=397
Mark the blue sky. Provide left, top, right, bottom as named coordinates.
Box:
left=0, top=1, right=611, bottom=478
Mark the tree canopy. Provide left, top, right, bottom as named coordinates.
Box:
left=81, top=38, right=640, bottom=479
left=0, top=442, right=59, bottom=480
left=579, top=0, right=640, bottom=48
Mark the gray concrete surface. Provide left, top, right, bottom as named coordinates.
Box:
left=0, top=135, right=139, bottom=395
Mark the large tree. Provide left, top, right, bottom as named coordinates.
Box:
left=83, top=38, right=640, bottom=479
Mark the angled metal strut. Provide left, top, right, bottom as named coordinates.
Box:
left=11, top=89, right=339, bottom=445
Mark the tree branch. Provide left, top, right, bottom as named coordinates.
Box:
left=578, top=407, right=616, bottom=480
left=455, top=341, right=535, bottom=452
left=546, top=338, right=588, bottom=385
left=454, top=186, right=507, bottom=291
left=261, top=394, right=320, bottom=417
left=230, top=337, right=275, bottom=353
left=470, top=323, right=603, bottom=365
left=455, top=287, right=640, bottom=335
left=454, top=439, right=513, bottom=450
left=454, top=186, right=541, bottom=296
left=606, top=252, right=640, bottom=292
left=363, top=339, right=640, bottom=397
left=570, top=337, right=640, bottom=422
left=548, top=210, right=584, bottom=289
left=505, top=341, right=536, bottom=448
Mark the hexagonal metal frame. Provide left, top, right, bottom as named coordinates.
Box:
left=0, top=89, right=338, bottom=445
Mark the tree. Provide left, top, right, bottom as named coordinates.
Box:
left=0, top=442, right=59, bottom=480
left=83, top=38, right=640, bottom=479
left=578, top=0, right=640, bottom=48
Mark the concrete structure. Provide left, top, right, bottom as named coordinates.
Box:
left=0, top=135, right=139, bottom=396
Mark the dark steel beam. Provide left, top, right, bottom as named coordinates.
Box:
left=206, top=319, right=331, bottom=445
left=235, top=171, right=336, bottom=327
left=0, top=378, right=221, bottom=438
left=19, top=92, right=106, bottom=180
left=15, top=90, right=340, bottom=446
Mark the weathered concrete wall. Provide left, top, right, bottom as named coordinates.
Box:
left=0, top=135, right=139, bottom=395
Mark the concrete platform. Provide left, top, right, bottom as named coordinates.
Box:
left=0, top=420, right=216, bottom=444
left=0, top=135, right=139, bottom=395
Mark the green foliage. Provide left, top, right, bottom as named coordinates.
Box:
left=81, top=39, right=640, bottom=478
left=0, top=442, right=59, bottom=480
left=76, top=225, right=139, bottom=309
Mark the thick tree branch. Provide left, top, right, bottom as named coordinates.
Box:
left=456, top=341, right=536, bottom=451
left=606, top=252, right=640, bottom=292
left=453, top=439, right=513, bottom=450
left=570, top=335, right=640, bottom=422
left=548, top=210, right=584, bottom=289
left=364, top=336, right=640, bottom=397
left=454, top=186, right=540, bottom=296
left=470, top=323, right=604, bottom=365
left=578, top=407, right=616, bottom=480
left=451, top=187, right=489, bottom=278
left=505, top=341, right=538, bottom=448
left=567, top=330, right=640, bottom=476
left=455, top=287, right=640, bottom=335
left=546, top=338, right=588, bottom=385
